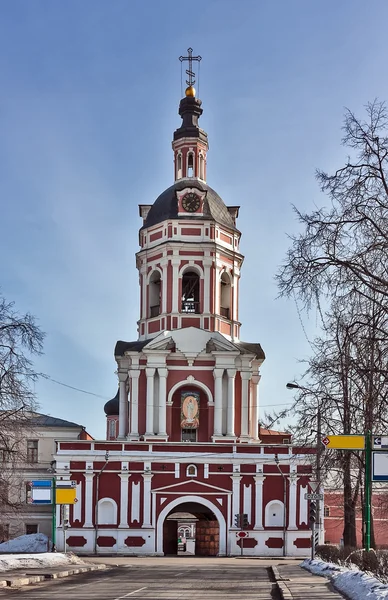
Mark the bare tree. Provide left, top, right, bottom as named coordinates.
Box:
left=0, top=294, right=45, bottom=537
left=277, top=100, right=388, bottom=312
left=276, top=100, right=388, bottom=548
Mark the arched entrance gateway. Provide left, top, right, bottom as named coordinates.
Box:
left=157, top=496, right=226, bottom=556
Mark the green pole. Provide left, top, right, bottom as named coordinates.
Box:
left=52, top=477, right=56, bottom=550
left=365, top=430, right=372, bottom=551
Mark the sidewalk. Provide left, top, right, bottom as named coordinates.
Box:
left=274, top=564, right=346, bottom=599
left=0, top=563, right=107, bottom=588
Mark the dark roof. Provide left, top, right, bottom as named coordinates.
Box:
left=104, top=389, right=119, bottom=416
left=115, top=339, right=149, bottom=356
left=115, top=337, right=264, bottom=361
left=29, top=413, right=84, bottom=428
left=236, top=341, right=265, bottom=360
left=142, top=179, right=238, bottom=231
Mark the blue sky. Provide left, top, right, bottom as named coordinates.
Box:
left=1, top=0, right=388, bottom=438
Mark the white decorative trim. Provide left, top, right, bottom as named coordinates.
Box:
left=73, top=482, right=82, bottom=521
left=167, top=378, right=213, bottom=405
left=97, top=497, right=118, bottom=525
left=131, top=481, right=140, bottom=524
left=243, top=483, right=252, bottom=525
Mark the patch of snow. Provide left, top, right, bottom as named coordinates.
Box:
left=303, top=558, right=388, bottom=600
left=0, top=552, right=86, bottom=572
left=0, top=533, right=51, bottom=554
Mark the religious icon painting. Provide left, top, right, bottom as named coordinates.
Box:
left=180, top=391, right=200, bottom=429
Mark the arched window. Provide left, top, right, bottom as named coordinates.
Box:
left=97, top=498, right=117, bottom=525
left=187, top=152, right=194, bottom=177
left=186, top=464, right=197, bottom=477
left=149, top=270, right=161, bottom=317
left=265, top=501, right=284, bottom=527
left=177, top=153, right=182, bottom=179
left=109, top=419, right=117, bottom=440
left=181, top=270, right=200, bottom=313
left=220, top=272, right=231, bottom=319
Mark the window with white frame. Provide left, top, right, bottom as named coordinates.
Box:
left=186, top=464, right=197, bottom=477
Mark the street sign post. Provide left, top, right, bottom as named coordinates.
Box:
left=56, top=480, right=77, bottom=505
left=373, top=436, right=388, bottom=450
left=321, top=435, right=365, bottom=450
left=372, top=452, right=388, bottom=481
left=305, top=493, right=324, bottom=501
left=27, top=480, right=52, bottom=505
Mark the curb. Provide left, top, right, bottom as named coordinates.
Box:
left=0, top=563, right=107, bottom=588
left=271, top=566, right=293, bottom=600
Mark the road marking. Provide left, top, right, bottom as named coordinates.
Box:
left=114, top=587, right=148, bottom=599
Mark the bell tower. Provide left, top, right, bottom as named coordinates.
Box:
left=113, top=49, right=264, bottom=445
left=137, top=51, right=243, bottom=342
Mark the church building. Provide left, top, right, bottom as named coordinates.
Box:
left=54, top=51, right=314, bottom=556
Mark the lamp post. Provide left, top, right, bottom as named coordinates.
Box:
left=286, top=382, right=322, bottom=552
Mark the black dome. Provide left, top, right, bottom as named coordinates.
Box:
left=104, top=389, right=119, bottom=416
left=142, top=179, right=237, bottom=231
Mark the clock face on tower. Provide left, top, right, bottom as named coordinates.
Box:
left=182, top=192, right=201, bottom=213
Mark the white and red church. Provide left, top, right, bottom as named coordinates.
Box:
left=54, top=55, right=316, bottom=556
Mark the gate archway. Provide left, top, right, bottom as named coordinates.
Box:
left=156, top=495, right=226, bottom=555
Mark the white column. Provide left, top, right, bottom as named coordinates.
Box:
left=215, top=265, right=221, bottom=316
left=162, top=262, right=168, bottom=314
left=231, top=472, right=241, bottom=525
left=84, top=473, right=94, bottom=527
left=227, top=369, right=236, bottom=436
left=129, top=370, right=140, bottom=437
left=213, top=368, right=224, bottom=436
left=288, top=475, right=298, bottom=530
left=141, top=265, right=147, bottom=321
left=158, top=368, right=168, bottom=436
left=254, top=476, right=265, bottom=529
left=240, top=371, right=251, bottom=439
left=142, top=471, right=153, bottom=527
left=118, top=372, right=128, bottom=439
left=203, top=257, right=212, bottom=314
left=171, top=258, right=180, bottom=313
left=145, top=368, right=155, bottom=435
left=119, top=473, right=130, bottom=528
left=250, top=374, right=260, bottom=439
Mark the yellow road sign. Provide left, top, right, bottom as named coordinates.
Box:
left=322, top=435, right=365, bottom=450
left=56, top=488, right=77, bottom=505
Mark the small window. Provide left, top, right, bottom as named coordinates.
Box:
left=182, top=428, right=197, bottom=442
left=324, top=506, right=330, bottom=517
left=26, top=524, right=38, bottom=535
left=282, top=438, right=289, bottom=445
left=109, top=420, right=117, bottom=440
left=177, top=153, right=182, bottom=179
left=186, top=464, right=197, bottom=477
left=187, top=152, right=194, bottom=177
left=27, top=440, right=38, bottom=463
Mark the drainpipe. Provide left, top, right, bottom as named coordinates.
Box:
left=275, top=454, right=287, bottom=557
left=94, top=452, right=109, bottom=555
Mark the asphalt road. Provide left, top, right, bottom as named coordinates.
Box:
left=1, top=560, right=281, bottom=600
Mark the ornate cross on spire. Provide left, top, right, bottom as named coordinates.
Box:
left=179, top=47, right=202, bottom=87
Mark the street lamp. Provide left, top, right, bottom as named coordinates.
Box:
left=286, top=382, right=322, bottom=558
